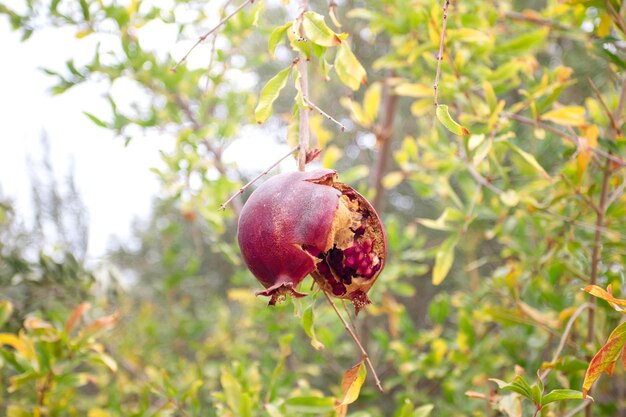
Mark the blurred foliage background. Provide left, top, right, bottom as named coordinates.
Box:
left=1, top=0, right=626, bottom=416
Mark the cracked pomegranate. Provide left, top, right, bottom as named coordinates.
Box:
left=237, top=169, right=386, bottom=313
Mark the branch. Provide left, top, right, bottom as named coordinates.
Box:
left=503, top=11, right=572, bottom=31
left=502, top=112, right=626, bottom=168
left=370, top=73, right=398, bottom=212
left=322, top=290, right=383, bottom=392
left=303, top=96, right=346, bottom=131
left=219, top=146, right=299, bottom=210
left=584, top=74, right=626, bottom=417
left=539, top=302, right=592, bottom=381
left=171, top=0, right=254, bottom=72
left=297, top=1, right=310, bottom=172
left=588, top=78, right=623, bottom=136
left=433, top=0, right=450, bottom=106
left=458, top=143, right=504, bottom=195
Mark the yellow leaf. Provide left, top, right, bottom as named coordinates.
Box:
left=88, top=409, right=112, bottom=417
left=433, top=235, right=459, bottom=285
left=322, top=145, right=343, bottom=168
left=577, top=125, right=599, bottom=179
left=541, top=106, right=586, bottom=127
left=394, top=83, right=432, bottom=98
left=363, top=83, right=381, bottom=123
left=411, top=99, right=433, bottom=116
left=334, top=42, right=367, bottom=91
left=309, top=113, right=332, bottom=148
left=337, top=361, right=366, bottom=406
left=449, top=28, right=491, bottom=44
left=382, top=171, right=404, bottom=189
left=597, top=12, right=612, bottom=37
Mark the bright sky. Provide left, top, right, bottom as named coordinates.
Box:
left=0, top=14, right=290, bottom=258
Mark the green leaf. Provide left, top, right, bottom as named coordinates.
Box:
left=302, top=304, right=325, bottom=350
left=302, top=12, right=341, bottom=47
left=530, top=384, right=542, bottom=406
left=490, top=377, right=533, bottom=400
left=83, top=112, right=108, bottom=128
left=436, top=105, right=470, bottom=136
left=254, top=65, right=292, bottom=124
left=432, top=235, right=459, bottom=285
left=269, top=22, right=292, bottom=58
left=505, top=142, right=550, bottom=179
left=496, top=28, right=548, bottom=54
left=414, top=404, right=435, bottom=417
left=284, top=397, right=336, bottom=413
left=542, top=389, right=588, bottom=405
left=0, top=300, right=13, bottom=328
left=334, top=42, right=367, bottom=91
left=583, top=321, right=626, bottom=396
left=79, top=0, right=90, bottom=20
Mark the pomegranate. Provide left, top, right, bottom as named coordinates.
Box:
left=237, top=169, right=386, bottom=313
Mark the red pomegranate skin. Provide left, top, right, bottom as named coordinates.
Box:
left=238, top=169, right=386, bottom=312
left=237, top=170, right=340, bottom=303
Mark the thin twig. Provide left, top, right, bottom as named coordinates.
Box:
left=560, top=174, right=601, bottom=215
left=503, top=11, right=572, bottom=31
left=502, top=112, right=626, bottom=167
left=341, top=299, right=359, bottom=336
left=458, top=143, right=504, bottom=195
left=539, top=302, right=592, bottom=381
left=303, top=96, right=346, bottom=132
left=565, top=400, right=594, bottom=417
left=584, top=75, right=626, bottom=417
left=322, top=290, right=383, bottom=392
left=588, top=78, right=623, bottom=136
left=219, top=146, right=299, bottom=210
left=297, top=0, right=310, bottom=171
left=605, top=176, right=626, bottom=208
left=433, top=0, right=450, bottom=107
left=171, top=0, right=254, bottom=72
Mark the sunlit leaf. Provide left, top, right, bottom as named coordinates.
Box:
left=382, top=171, right=405, bottom=189
left=436, top=105, right=470, bottom=136
left=583, top=321, right=626, bottom=397
left=255, top=66, right=292, bottom=124
left=432, top=235, right=459, bottom=285
left=337, top=360, right=366, bottom=406
left=394, top=83, right=432, bottom=98
left=414, top=404, right=435, bottom=417
left=583, top=285, right=626, bottom=312
left=334, top=42, right=367, bottom=91
left=542, top=389, right=587, bottom=405
left=302, top=12, right=341, bottom=47
left=541, top=106, right=586, bottom=127
left=269, top=22, right=292, bottom=57
left=363, top=82, right=381, bottom=123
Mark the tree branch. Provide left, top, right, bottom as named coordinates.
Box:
left=322, top=291, right=383, bottom=392
left=171, top=0, right=255, bottom=71
left=220, top=146, right=299, bottom=210
left=370, top=75, right=398, bottom=212
left=297, top=2, right=310, bottom=172
left=539, top=302, right=592, bottom=381
left=502, top=112, right=626, bottom=168
left=433, top=0, right=450, bottom=107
